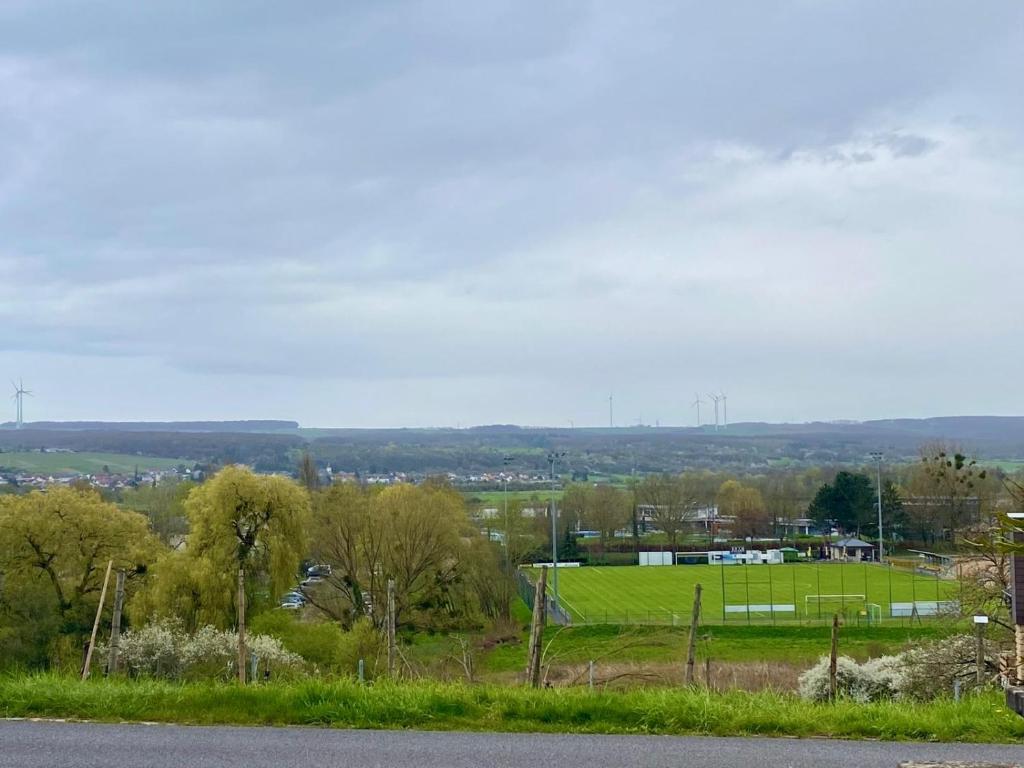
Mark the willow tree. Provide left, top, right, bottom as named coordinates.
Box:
left=310, top=481, right=498, bottom=630
left=139, top=466, right=310, bottom=632
left=0, top=487, right=161, bottom=663
left=184, top=466, right=310, bottom=682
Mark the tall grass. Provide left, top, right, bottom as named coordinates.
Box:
left=1, top=674, right=1022, bottom=742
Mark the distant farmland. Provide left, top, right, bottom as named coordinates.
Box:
left=544, top=563, right=958, bottom=626
left=0, top=451, right=186, bottom=475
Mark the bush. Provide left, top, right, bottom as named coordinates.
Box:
left=104, top=618, right=304, bottom=681
left=898, top=634, right=999, bottom=701
left=250, top=613, right=383, bottom=677
left=798, top=634, right=1000, bottom=703
left=798, top=655, right=901, bottom=703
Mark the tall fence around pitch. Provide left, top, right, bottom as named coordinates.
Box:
left=553, top=561, right=960, bottom=627
left=516, top=568, right=573, bottom=625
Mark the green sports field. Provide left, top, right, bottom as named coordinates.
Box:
left=546, top=563, right=959, bottom=625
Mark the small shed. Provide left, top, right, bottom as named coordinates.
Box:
left=829, top=537, right=876, bottom=562
left=780, top=546, right=800, bottom=563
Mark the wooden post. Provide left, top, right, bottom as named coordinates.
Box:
left=704, top=657, right=712, bottom=689
left=829, top=614, right=839, bottom=701
left=387, top=578, right=397, bottom=678
left=976, top=620, right=986, bottom=687
left=106, top=570, right=126, bottom=675
left=81, top=560, right=113, bottom=680
left=526, top=566, right=548, bottom=688
left=685, top=583, right=702, bottom=685
left=237, top=567, right=247, bottom=685
left=588, top=660, right=594, bottom=690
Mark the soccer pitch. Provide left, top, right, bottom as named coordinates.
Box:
left=547, top=563, right=959, bottom=625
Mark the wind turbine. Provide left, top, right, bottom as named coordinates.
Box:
left=692, top=393, right=703, bottom=427
left=11, top=379, right=32, bottom=429
left=719, top=392, right=728, bottom=429
left=707, top=393, right=720, bottom=431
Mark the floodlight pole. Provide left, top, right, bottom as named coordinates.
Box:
left=870, top=452, right=884, bottom=563
left=503, top=455, right=514, bottom=573
left=548, top=451, right=566, bottom=612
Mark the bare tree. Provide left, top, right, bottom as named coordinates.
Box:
left=637, top=474, right=697, bottom=555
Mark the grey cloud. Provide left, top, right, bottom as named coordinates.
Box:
left=1, top=2, right=1023, bottom=424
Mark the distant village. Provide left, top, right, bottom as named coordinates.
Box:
left=0, top=448, right=556, bottom=493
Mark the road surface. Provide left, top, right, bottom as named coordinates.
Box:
left=0, top=720, right=1020, bottom=767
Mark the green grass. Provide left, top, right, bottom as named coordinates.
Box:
left=464, top=489, right=564, bottom=506
left=482, top=623, right=953, bottom=673
left=549, top=563, right=958, bottom=625
left=0, top=674, right=1020, bottom=742
left=0, top=451, right=186, bottom=475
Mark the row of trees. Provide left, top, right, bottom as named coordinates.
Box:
left=0, top=466, right=506, bottom=670
left=477, top=444, right=1016, bottom=560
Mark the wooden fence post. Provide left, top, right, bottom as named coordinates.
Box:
left=685, top=583, right=702, bottom=685
left=106, top=570, right=126, bottom=675
left=81, top=560, right=113, bottom=681
left=526, top=567, right=548, bottom=688
left=237, top=567, right=247, bottom=685
left=976, top=620, right=986, bottom=687
left=829, top=614, right=839, bottom=701
left=387, top=578, right=397, bottom=678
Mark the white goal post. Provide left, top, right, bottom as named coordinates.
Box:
left=804, top=594, right=866, bottom=603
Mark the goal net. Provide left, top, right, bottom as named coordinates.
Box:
left=803, top=594, right=866, bottom=618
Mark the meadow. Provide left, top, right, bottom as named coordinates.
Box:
left=548, top=563, right=958, bottom=625
left=0, top=450, right=185, bottom=475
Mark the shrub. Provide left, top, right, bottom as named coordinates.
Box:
left=898, top=634, right=998, bottom=701
left=250, top=613, right=348, bottom=673
left=104, top=618, right=303, bottom=681
left=117, top=617, right=186, bottom=679
left=798, top=634, right=999, bottom=703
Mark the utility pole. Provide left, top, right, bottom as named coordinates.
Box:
left=869, top=452, right=884, bottom=562
left=548, top=451, right=566, bottom=613
left=503, top=456, right=514, bottom=573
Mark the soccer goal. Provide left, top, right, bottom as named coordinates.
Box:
left=803, top=594, right=866, bottom=618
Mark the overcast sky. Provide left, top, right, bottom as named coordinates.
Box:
left=2, top=1, right=1022, bottom=428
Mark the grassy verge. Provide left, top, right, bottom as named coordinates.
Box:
left=1, top=674, right=1021, bottom=742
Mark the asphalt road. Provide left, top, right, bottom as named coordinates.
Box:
left=1, top=720, right=1021, bottom=768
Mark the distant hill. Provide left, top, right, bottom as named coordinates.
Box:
left=0, top=420, right=299, bottom=433
left=1, top=416, right=1021, bottom=476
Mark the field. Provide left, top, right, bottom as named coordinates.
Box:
left=465, top=489, right=564, bottom=507
left=0, top=451, right=186, bottom=475
left=548, top=563, right=958, bottom=625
